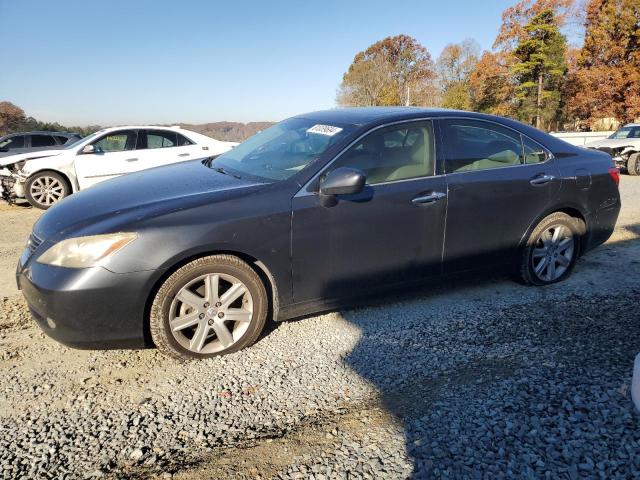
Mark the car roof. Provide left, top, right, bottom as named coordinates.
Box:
left=4, top=131, right=80, bottom=136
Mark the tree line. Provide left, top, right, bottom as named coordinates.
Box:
left=337, top=0, right=640, bottom=131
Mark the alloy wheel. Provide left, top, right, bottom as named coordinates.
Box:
left=29, top=176, right=65, bottom=206
left=531, top=224, right=575, bottom=282
left=169, top=273, right=254, bottom=354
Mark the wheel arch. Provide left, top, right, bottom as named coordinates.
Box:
left=26, top=168, right=75, bottom=193
left=142, top=249, right=280, bottom=347
left=519, top=205, right=589, bottom=254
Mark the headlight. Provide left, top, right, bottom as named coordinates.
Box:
left=37, top=232, right=137, bottom=268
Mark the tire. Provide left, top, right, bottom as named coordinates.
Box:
left=25, top=171, right=70, bottom=209
left=519, top=212, right=583, bottom=286
left=150, top=255, right=268, bottom=360
left=627, top=153, right=640, bottom=176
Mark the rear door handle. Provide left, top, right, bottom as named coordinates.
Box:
left=125, top=157, right=138, bottom=162
left=412, top=192, right=446, bottom=205
left=530, top=174, right=555, bottom=186
left=178, top=153, right=191, bottom=157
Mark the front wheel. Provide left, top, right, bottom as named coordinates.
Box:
left=150, top=255, right=268, bottom=360
left=627, top=153, right=640, bottom=176
left=519, top=212, right=583, bottom=286
left=25, top=171, right=70, bottom=209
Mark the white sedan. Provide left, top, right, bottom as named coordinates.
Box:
left=0, top=126, right=236, bottom=209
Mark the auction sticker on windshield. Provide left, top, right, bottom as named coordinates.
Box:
left=307, top=124, right=343, bottom=136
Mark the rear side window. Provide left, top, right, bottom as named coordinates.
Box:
left=176, top=133, right=193, bottom=146
left=441, top=119, right=523, bottom=173
left=523, top=137, right=549, bottom=164
left=0, top=135, right=25, bottom=149
left=146, top=130, right=177, bottom=149
left=30, top=135, right=57, bottom=148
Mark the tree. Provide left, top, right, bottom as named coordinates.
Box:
left=468, top=51, right=516, bottom=117
left=436, top=39, right=480, bottom=110
left=337, top=35, right=437, bottom=107
left=494, top=0, right=576, bottom=51
left=511, top=9, right=568, bottom=129
left=571, top=0, right=640, bottom=124
left=0, top=101, right=26, bottom=136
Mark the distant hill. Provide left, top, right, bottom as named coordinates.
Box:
left=179, top=121, right=275, bottom=142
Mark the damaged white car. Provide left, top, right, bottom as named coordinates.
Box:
left=0, top=126, right=237, bottom=209
left=584, top=123, right=640, bottom=175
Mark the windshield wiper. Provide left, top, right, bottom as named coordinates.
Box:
left=213, top=166, right=242, bottom=179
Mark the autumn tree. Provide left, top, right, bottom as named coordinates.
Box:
left=337, top=35, right=438, bottom=107
left=571, top=0, right=640, bottom=123
left=0, top=101, right=26, bottom=136
left=511, top=9, right=568, bottom=129
left=436, top=39, right=480, bottom=110
left=468, top=51, right=516, bottom=116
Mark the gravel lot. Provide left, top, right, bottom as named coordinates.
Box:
left=0, top=177, right=639, bottom=479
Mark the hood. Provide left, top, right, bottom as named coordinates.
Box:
left=33, top=159, right=265, bottom=240
left=0, top=149, right=63, bottom=166
left=583, top=137, right=640, bottom=149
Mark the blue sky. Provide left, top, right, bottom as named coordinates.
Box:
left=0, top=0, right=516, bottom=125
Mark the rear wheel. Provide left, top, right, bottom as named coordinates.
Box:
left=150, top=255, right=268, bottom=360
left=627, top=153, right=640, bottom=176
left=519, top=212, right=582, bottom=286
left=25, top=171, right=70, bottom=209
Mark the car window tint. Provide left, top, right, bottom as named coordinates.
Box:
left=0, top=135, right=25, bottom=149
left=92, top=131, right=137, bottom=152
left=328, top=121, right=435, bottom=185
left=176, top=133, right=193, bottom=146
left=30, top=135, right=57, bottom=148
left=441, top=119, right=524, bottom=173
left=147, top=131, right=177, bottom=149
left=523, top=137, right=548, bottom=164
left=54, top=135, right=70, bottom=145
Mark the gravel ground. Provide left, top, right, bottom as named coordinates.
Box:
left=0, top=177, right=639, bottom=479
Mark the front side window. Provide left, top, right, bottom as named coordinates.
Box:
left=30, top=135, right=56, bottom=148
left=441, top=119, right=523, bottom=173
left=146, top=130, right=178, bottom=149
left=54, top=135, right=71, bottom=145
left=326, top=121, right=435, bottom=185
left=0, top=135, right=25, bottom=149
left=92, top=130, right=137, bottom=153
left=212, top=118, right=353, bottom=181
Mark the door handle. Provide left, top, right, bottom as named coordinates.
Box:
left=125, top=157, right=138, bottom=162
left=178, top=153, right=191, bottom=157
left=411, top=192, right=446, bottom=205
left=529, top=174, right=555, bottom=186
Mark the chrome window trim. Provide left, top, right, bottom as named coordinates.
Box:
left=294, top=117, right=438, bottom=198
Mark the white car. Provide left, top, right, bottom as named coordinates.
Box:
left=583, top=123, right=640, bottom=175
left=0, top=126, right=237, bottom=209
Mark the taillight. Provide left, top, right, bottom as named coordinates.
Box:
left=608, top=167, right=620, bottom=188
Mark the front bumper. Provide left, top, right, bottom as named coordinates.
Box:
left=17, top=259, right=158, bottom=349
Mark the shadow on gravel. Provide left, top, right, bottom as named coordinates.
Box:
left=332, top=233, right=640, bottom=478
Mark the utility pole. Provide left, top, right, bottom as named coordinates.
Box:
left=536, top=72, right=543, bottom=129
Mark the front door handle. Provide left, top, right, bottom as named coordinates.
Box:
left=178, top=153, right=191, bottom=157
left=125, top=157, right=138, bottom=162
left=412, top=192, right=446, bottom=205
left=530, top=174, right=555, bottom=186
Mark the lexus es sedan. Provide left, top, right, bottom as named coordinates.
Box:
left=17, top=108, right=620, bottom=360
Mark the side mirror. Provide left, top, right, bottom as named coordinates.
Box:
left=81, top=144, right=96, bottom=154
left=319, top=167, right=366, bottom=206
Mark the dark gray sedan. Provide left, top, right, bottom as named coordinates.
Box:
left=16, top=108, right=620, bottom=359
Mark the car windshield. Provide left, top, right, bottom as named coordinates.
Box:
left=211, top=118, right=353, bottom=181
left=609, top=126, right=640, bottom=139
left=64, top=131, right=102, bottom=150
